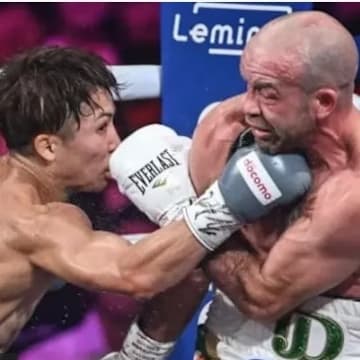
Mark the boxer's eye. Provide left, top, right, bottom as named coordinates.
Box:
left=97, top=122, right=108, bottom=132
left=259, top=87, right=278, bottom=100
left=252, top=83, right=278, bottom=101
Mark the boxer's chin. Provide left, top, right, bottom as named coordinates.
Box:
left=92, top=180, right=109, bottom=192
left=257, top=135, right=293, bottom=155
left=78, top=179, right=109, bottom=193
left=256, top=138, right=280, bottom=154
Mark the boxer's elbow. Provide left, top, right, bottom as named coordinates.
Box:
left=231, top=290, right=290, bottom=322
left=245, top=295, right=294, bottom=322
left=248, top=302, right=287, bottom=322
left=246, top=277, right=299, bottom=321
left=83, top=268, right=159, bottom=300
left=116, top=268, right=162, bottom=300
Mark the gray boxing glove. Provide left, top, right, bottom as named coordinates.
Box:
left=219, top=144, right=311, bottom=222
left=183, top=144, right=312, bottom=251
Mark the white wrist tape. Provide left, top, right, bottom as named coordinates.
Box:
left=183, top=181, right=240, bottom=251
left=117, top=322, right=175, bottom=360
left=158, top=197, right=195, bottom=227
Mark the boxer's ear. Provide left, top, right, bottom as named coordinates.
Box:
left=33, top=134, right=60, bottom=162
left=311, top=87, right=337, bottom=121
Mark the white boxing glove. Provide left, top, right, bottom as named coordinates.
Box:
left=109, top=124, right=196, bottom=226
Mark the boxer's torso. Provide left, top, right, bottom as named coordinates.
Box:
left=0, top=156, right=55, bottom=351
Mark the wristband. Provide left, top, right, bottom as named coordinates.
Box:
left=183, top=181, right=240, bottom=251
left=117, top=322, right=175, bottom=360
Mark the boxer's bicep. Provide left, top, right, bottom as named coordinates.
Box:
left=34, top=231, right=137, bottom=293
left=27, top=202, right=140, bottom=294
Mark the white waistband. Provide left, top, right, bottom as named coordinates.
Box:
left=298, top=295, right=360, bottom=325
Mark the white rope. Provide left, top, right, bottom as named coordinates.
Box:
left=109, top=65, right=161, bottom=101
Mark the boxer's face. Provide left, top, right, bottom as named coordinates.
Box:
left=55, top=88, right=120, bottom=192
left=240, top=48, right=315, bottom=153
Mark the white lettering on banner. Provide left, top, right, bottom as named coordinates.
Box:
left=237, top=151, right=282, bottom=205
left=172, top=2, right=293, bottom=57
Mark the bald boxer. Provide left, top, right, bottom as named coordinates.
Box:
left=0, top=46, right=309, bottom=352
left=109, top=11, right=360, bottom=360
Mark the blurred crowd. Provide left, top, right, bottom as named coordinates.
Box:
left=0, top=2, right=359, bottom=359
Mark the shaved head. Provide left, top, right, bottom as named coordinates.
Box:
left=239, top=11, right=360, bottom=154
left=244, top=11, right=358, bottom=93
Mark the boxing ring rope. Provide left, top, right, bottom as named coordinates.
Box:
left=109, top=65, right=161, bottom=101
left=107, top=65, right=360, bottom=110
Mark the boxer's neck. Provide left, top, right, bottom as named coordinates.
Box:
left=305, top=109, right=359, bottom=173
left=9, top=152, right=67, bottom=203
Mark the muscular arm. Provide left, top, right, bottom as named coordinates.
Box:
left=17, top=202, right=207, bottom=299
left=190, top=94, right=246, bottom=194
left=204, top=183, right=360, bottom=321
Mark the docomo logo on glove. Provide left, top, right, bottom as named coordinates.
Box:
left=237, top=151, right=282, bottom=205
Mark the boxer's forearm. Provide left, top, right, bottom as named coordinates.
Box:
left=139, top=269, right=209, bottom=342
left=202, top=234, right=272, bottom=319
left=202, top=237, right=250, bottom=303
left=119, top=221, right=208, bottom=299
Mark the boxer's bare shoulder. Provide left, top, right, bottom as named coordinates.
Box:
left=10, top=200, right=133, bottom=290
left=305, top=168, right=360, bottom=249
left=13, top=202, right=91, bottom=250
left=0, top=156, right=96, bottom=258
left=0, top=158, right=132, bottom=293
left=190, top=94, right=247, bottom=194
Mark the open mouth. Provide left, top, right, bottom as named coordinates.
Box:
left=251, top=127, right=272, bottom=139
